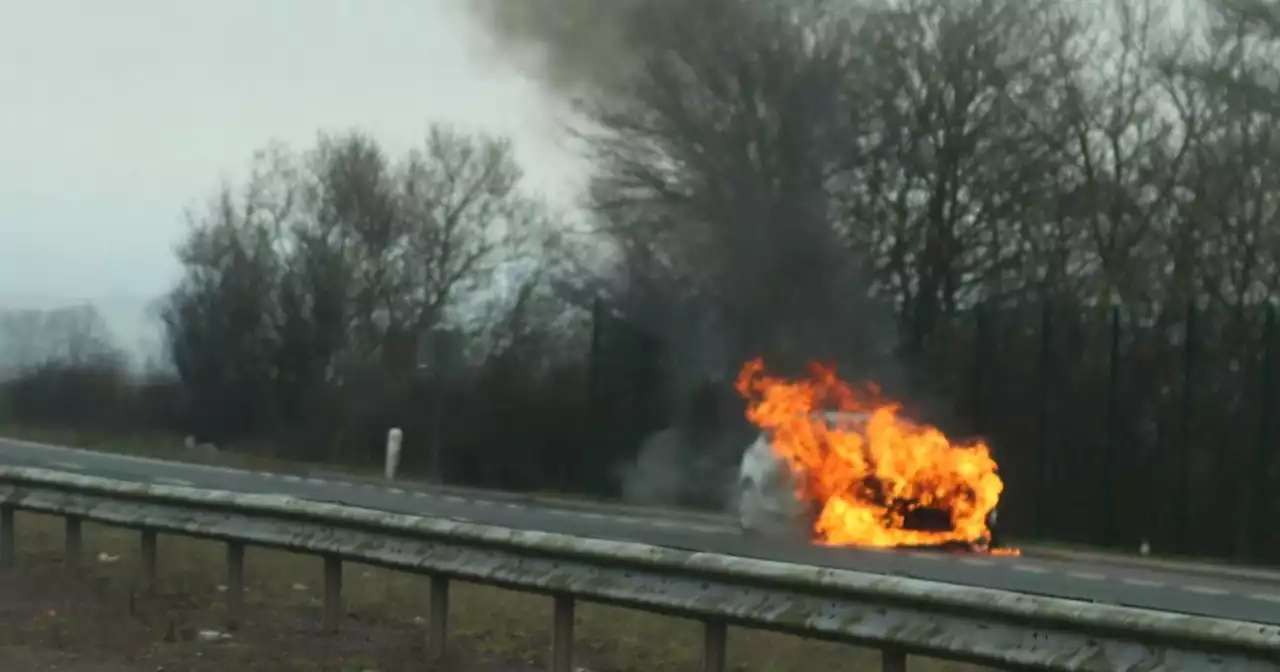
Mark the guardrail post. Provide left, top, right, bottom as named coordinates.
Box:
left=703, top=619, right=727, bottom=672
left=385, top=427, right=403, bottom=480
left=882, top=648, right=907, bottom=672
left=323, top=555, right=342, bottom=633
left=64, top=516, right=82, bottom=572
left=139, top=530, right=158, bottom=593
left=225, top=542, right=245, bottom=630
left=0, top=505, right=14, bottom=568
left=428, top=575, right=449, bottom=660
left=550, top=594, right=574, bottom=672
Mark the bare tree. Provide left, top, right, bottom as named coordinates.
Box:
left=0, top=304, right=121, bottom=372
left=1031, top=0, right=1197, bottom=308
left=1164, top=0, right=1280, bottom=310
left=162, top=154, right=292, bottom=440
left=838, top=0, right=1084, bottom=339
left=162, top=124, right=548, bottom=457
left=397, top=126, right=543, bottom=337
left=579, top=1, right=873, bottom=376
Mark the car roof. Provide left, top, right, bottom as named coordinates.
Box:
left=752, top=410, right=869, bottom=438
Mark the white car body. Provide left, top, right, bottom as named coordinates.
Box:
left=736, top=430, right=813, bottom=539
left=736, top=411, right=862, bottom=539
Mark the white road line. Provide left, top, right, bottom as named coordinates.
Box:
left=1183, top=585, right=1230, bottom=596
left=1066, top=571, right=1106, bottom=581
left=1012, top=564, right=1049, bottom=574
left=960, top=558, right=994, bottom=567
left=154, top=477, right=195, bottom=487
left=1120, top=577, right=1165, bottom=588
left=47, top=461, right=84, bottom=471
left=281, top=475, right=302, bottom=482
left=909, top=553, right=942, bottom=561
left=1248, top=593, right=1280, bottom=603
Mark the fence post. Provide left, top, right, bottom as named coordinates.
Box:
left=1176, top=300, right=1197, bottom=554
left=323, top=555, right=342, bottom=633
left=418, top=329, right=462, bottom=485
left=703, top=619, right=727, bottom=672
left=140, top=530, right=158, bottom=594
left=0, top=505, right=14, bottom=568
left=1254, top=304, right=1276, bottom=560
left=1102, top=305, right=1122, bottom=547
left=428, top=575, right=449, bottom=661
left=972, top=302, right=987, bottom=435
left=587, top=298, right=606, bottom=470
left=550, top=594, right=575, bottom=672
left=882, top=649, right=907, bottom=672
left=430, top=369, right=444, bottom=485
left=225, top=542, right=245, bottom=630
left=589, top=298, right=604, bottom=405
left=1034, top=300, right=1052, bottom=537
left=64, top=516, right=82, bottom=573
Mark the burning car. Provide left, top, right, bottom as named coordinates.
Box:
left=733, top=359, right=1009, bottom=553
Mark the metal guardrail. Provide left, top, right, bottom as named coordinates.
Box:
left=0, top=467, right=1277, bottom=671
left=20, top=432, right=1265, bottom=580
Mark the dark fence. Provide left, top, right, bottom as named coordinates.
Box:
left=587, top=300, right=670, bottom=442
left=587, top=299, right=1280, bottom=564
left=943, top=301, right=1280, bottom=563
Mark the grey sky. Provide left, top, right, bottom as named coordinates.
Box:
left=0, top=0, right=587, bottom=305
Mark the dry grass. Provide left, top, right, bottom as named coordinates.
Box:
left=0, top=646, right=139, bottom=672
left=1, top=424, right=357, bottom=477
left=0, top=512, right=993, bottom=672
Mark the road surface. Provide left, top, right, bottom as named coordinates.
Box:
left=2, top=437, right=1278, bottom=626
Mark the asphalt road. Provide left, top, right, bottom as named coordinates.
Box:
left=2, top=437, right=1279, bottom=626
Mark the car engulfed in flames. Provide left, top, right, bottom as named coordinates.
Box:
left=733, top=358, right=1016, bottom=554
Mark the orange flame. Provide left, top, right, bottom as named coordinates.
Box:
left=735, top=358, right=1014, bottom=552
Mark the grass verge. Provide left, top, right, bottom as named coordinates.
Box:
left=0, top=512, right=988, bottom=671
left=0, top=424, right=372, bottom=479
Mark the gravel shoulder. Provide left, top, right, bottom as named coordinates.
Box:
left=0, top=512, right=987, bottom=671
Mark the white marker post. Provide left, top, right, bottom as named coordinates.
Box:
left=385, top=428, right=403, bottom=481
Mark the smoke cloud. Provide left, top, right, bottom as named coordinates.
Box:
left=465, top=0, right=753, bottom=97
left=466, top=0, right=640, bottom=94
left=465, top=0, right=776, bottom=514
left=464, top=0, right=933, bottom=516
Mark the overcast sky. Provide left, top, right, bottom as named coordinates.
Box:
left=0, top=0, right=587, bottom=305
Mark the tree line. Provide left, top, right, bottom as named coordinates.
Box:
left=5, top=0, right=1280, bottom=558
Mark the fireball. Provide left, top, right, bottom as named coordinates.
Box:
left=735, top=358, right=1013, bottom=552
